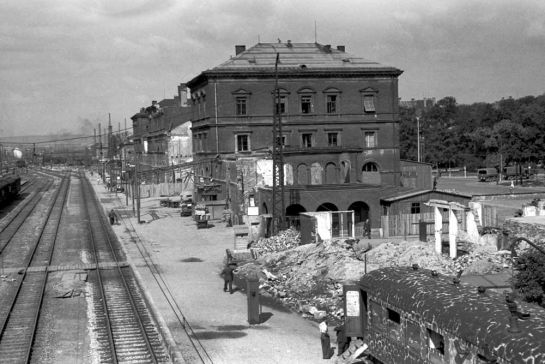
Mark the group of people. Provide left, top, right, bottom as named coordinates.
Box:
left=320, top=321, right=351, bottom=359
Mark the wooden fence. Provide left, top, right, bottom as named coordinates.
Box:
left=381, top=211, right=467, bottom=238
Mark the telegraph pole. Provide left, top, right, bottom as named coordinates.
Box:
left=271, top=52, right=285, bottom=234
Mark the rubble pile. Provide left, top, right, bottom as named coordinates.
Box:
left=237, top=232, right=513, bottom=326
left=252, top=227, right=301, bottom=254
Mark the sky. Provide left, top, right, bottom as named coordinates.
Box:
left=1, top=0, right=545, bottom=137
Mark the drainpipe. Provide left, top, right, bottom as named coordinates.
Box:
left=214, top=81, right=219, bottom=154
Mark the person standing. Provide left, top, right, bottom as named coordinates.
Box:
left=221, top=262, right=236, bottom=294
left=334, top=323, right=351, bottom=356
left=319, top=321, right=334, bottom=359
left=364, top=218, right=371, bottom=239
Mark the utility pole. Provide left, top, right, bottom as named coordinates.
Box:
left=136, top=152, right=141, bottom=223
left=271, top=52, right=285, bottom=234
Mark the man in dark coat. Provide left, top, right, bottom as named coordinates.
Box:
left=221, top=262, right=236, bottom=294
left=334, top=324, right=351, bottom=356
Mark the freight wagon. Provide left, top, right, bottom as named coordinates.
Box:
left=342, top=266, right=545, bottom=363
left=0, top=175, right=21, bottom=205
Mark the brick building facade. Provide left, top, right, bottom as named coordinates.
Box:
left=186, top=42, right=424, bottom=233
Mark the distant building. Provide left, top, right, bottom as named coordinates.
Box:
left=130, top=84, right=191, bottom=181
left=399, top=97, right=436, bottom=112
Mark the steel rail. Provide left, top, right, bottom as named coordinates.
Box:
left=81, top=171, right=161, bottom=363
left=81, top=174, right=119, bottom=364
left=0, top=173, right=70, bottom=363
left=0, top=179, right=53, bottom=251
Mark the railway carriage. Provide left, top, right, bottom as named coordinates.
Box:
left=343, top=266, right=545, bottom=364
left=0, top=175, right=21, bottom=205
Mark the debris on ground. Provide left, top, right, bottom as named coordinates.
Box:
left=235, top=229, right=513, bottom=326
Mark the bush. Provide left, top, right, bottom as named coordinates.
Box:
left=512, top=248, right=545, bottom=307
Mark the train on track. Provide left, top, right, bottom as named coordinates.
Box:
left=342, top=266, right=545, bottom=364
left=0, top=175, right=21, bottom=205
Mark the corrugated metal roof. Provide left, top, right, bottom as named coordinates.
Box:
left=214, top=42, right=396, bottom=71
left=361, top=267, right=545, bottom=362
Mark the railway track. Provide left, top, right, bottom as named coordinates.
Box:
left=81, top=172, right=170, bottom=363
left=0, top=173, right=70, bottom=363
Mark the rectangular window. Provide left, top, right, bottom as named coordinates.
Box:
left=387, top=308, right=402, bottom=341
left=411, top=202, right=421, bottom=214
left=236, top=97, right=247, bottom=116
left=301, top=133, right=313, bottom=148
left=326, top=95, right=337, bottom=114
left=236, top=134, right=249, bottom=152
left=275, top=95, right=287, bottom=114
left=363, top=95, right=376, bottom=113
left=328, top=132, right=338, bottom=146
left=364, top=131, right=376, bottom=148
left=301, top=95, right=313, bottom=114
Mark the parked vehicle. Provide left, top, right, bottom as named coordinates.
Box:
left=194, top=203, right=210, bottom=228
left=180, top=199, right=193, bottom=217
left=503, top=165, right=535, bottom=180
left=477, top=167, right=498, bottom=182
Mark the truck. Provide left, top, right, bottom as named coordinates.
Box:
left=477, top=167, right=498, bottom=182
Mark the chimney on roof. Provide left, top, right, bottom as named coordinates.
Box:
left=337, top=45, right=345, bottom=52
left=235, top=45, right=246, bottom=55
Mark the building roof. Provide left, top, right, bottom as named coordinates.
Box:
left=187, top=42, right=402, bottom=87
left=380, top=188, right=472, bottom=203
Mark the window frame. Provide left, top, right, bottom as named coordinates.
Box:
left=235, top=96, right=248, bottom=116
left=360, top=87, right=378, bottom=114
left=300, top=94, right=314, bottom=114
left=323, top=87, right=341, bottom=115
left=327, top=132, right=339, bottom=147
left=363, top=130, right=377, bottom=148
left=411, top=202, right=421, bottom=214
left=301, top=133, right=313, bottom=148
left=326, top=94, right=338, bottom=114
left=235, top=134, right=250, bottom=152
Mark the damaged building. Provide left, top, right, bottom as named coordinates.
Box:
left=185, top=41, right=442, bottom=236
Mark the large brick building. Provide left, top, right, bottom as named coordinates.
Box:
left=186, top=42, right=427, bottom=233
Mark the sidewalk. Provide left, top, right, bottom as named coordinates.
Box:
left=89, top=174, right=330, bottom=364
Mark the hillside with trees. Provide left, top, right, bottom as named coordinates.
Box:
left=399, top=94, right=545, bottom=171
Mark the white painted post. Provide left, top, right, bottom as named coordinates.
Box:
left=466, top=210, right=479, bottom=243
left=449, top=208, right=458, bottom=258
left=434, top=207, right=442, bottom=255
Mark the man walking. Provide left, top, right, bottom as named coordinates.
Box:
left=221, top=262, right=236, bottom=294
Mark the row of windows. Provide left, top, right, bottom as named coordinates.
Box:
left=235, top=92, right=377, bottom=116
left=233, top=131, right=377, bottom=152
